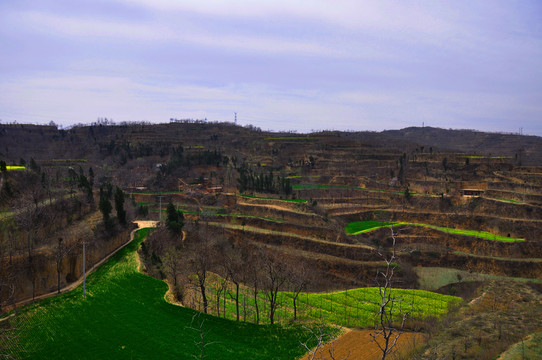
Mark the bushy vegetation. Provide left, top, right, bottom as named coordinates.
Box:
left=499, top=332, right=542, bottom=360
left=421, top=281, right=542, bottom=359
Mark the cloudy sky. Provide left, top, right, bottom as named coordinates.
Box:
left=1, top=1, right=541, bottom=135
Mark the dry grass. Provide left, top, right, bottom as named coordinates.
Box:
left=420, top=280, right=542, bottom=359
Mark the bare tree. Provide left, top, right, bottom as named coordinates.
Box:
left=223, top=247, right=245, bottom=321
left=16, top=207, right=40, bottom=302
left=214, top=275, right=228, bottom=318
left=185, top=224, right=221, bottom=314
left=261, top=252, right=288, bottom=325
left=186, top=312, right=218, bottom=360
left=188, top=248, right=210, bottom=314
left=0, top=241, right=16, bottom=314
left=246, top=250, right=263, bottom=324
left=370, top=229, right=409, bottom=360
left=288, top=260, right=311, bottom=321
left=0, top=313, right=26, bottom=359
left=163, top=247, right=182, bottom=288
left=55, top=237, right=72, bottom=294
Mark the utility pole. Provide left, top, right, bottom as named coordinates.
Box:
left=157, top=195, right=165, bottom=224
left=82, top=241, right=86, bottom=298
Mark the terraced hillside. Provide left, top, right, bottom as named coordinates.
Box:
left=2, top=122, right=542, bottom=359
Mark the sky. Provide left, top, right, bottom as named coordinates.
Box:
left=1, top=1, right=541, bottom=135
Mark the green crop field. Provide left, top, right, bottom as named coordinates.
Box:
left=497, top=198, right=522, bottom=203
left=5, top=166, right=26, bottom=170
left=202, top=276, right=461, bottom=329
left=3, top=229, right=320, bottom=360
left=463, top=155, right=513, bottom=159
left=344, top=220, right=397, bottom=234
left=345, top=221, right=524, bottom=242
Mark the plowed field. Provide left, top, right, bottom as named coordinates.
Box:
left=299, top=329, right=426, bottom=360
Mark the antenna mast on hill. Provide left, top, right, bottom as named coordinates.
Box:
left=234, top=112, right=237, bottom=124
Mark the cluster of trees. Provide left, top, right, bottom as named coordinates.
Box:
left=1, top=163, right=129, bottom=309
left=165, top=202, right=184, bottom=234
left=99, top=139, right=171, bottom=163
left=0, top=168, right=132, bottom=312
left=0, top=161, right=14, bottom=202
left=66, top=166, right=94, bottom=203
left=98, top=183, right=127, bottom=228
left=143, top=222, right=312, bottom=325
left=237, top=168, right=292, bottom=195
left=1, top=188, right=92, bottom=307
left=159, top=146, right=225, bottom=175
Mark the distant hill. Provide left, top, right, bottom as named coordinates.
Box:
left=345, top=127, right=542, bottom=166
left=1, top=122, right=541, bottom=165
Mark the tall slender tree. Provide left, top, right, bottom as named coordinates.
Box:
left=166, top=202, right=184, bottom=234
left=114, top=186, right=126, bottom=225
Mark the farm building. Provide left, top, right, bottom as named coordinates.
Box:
left=460, top=189, right=485, bottom=197
left=458, top=181, right=487, bottom=197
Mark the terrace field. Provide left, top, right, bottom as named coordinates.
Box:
left=414, top=267, right=542, bottom=291
left=345, top=220, right=525, bottom=242
left=2, top=122, right=542, bottom=359
left=198, top=274, right=461, bottom=328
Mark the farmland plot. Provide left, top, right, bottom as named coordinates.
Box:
left=2, top=228, right=320, bottom=360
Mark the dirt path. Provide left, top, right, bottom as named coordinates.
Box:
left=237, top=202, right=316, bottom=216
left=207, top=221, right=374, bottom=250
left=299, top=329, right=426, bottom=360
left=2, top=220, right=158, bottom=314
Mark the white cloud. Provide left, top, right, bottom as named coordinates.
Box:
left=2, top=1, right=541, bottom=135
left=117, top=0, right=450, bottom=35
left=15, top=10, right=344, bottom=57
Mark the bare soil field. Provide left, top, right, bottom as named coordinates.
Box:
left=299, top=329, right=426, bottom=360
